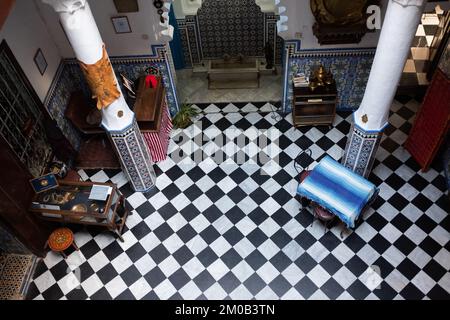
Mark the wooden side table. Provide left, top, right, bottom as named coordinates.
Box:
left=292, top=83, right=337, bottom=127
left=46, top=228, right=79, bottom=259
left=30, top=181, right=131, bottom=242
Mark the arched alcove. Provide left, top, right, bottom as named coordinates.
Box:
left=172, top=0, right=284, bottom=67
left=169, top=0, right=286, bottom=108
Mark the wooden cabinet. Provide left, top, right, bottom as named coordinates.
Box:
left=405, top=68, right=450, bottom=171
left=134, top=75, right=165, bottom=132
left=292, top=83, right=337, bottom=127
left=134, top=76, right=173, bottom=162
left=29, top=181, right=130, bottom=242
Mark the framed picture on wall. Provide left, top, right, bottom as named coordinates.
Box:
left=111, top=16, right=132, bottom=34
left=34, top=48, right=47, bottom=75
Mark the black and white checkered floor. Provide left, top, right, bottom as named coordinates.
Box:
left=401, top=12, right=443, bottom=87
left=26, top=97, right=449, bottom=300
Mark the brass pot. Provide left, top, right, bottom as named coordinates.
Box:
left=315, top=66, right=327, bottom=84
left=70, top=203, right=87, bottom=221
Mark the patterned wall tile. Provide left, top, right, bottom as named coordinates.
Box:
left=197, top=0, right=265, bottom=58
left=285, top=48, right=375, bottom=112
left=265, top=13, right=283, bottom=65
left=44, top=62, right=90, bottom=151
left=178, top=22, right=192, bottom=68
left=177, top=0, right=282, bottom=66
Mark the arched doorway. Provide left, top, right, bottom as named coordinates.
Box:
left=169, top=0, right=285, bottom=111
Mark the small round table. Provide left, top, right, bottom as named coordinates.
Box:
left=46, top=228, right=79, bottom=259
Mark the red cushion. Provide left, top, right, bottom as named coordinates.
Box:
left=145, top=75, right=158, bottom=88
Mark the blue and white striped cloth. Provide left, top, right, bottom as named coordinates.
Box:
left=297, top=156, right=379, bottom=228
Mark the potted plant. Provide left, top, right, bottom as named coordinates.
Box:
left=172, top=103, right=200, bottom=129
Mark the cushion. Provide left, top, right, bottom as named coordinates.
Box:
left=297, top=156, right=379, bottom=228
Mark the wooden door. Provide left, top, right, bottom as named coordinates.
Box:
left=405, top=68, right=450, bottom=171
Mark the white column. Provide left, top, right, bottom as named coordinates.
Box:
left=43, top=0, right=156, bottom=192
left=343, top=0, right=426, bottom=177
left=354, top=0, right=426, bottom=131
left=43, top=0, right=133, bottom=132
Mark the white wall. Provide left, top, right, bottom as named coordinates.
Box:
left=173, top=0, right=388, bottom=49
left=37, top=0, right=163, bottom=58
left=0, top=0, right=61, bottom=102
left=281, top=0, right=389, bottom=49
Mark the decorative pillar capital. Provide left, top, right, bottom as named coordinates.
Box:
left=391, top=0, right=426, bottom=8
left=42, top=0, right=87, bottom=13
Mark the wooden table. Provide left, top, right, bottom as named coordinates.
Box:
left=30, top=181, right=130, bottom=242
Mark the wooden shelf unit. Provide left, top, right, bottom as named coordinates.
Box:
left=133, top=76, right=165, bottom=133
left=292, top=83, right=337, bottom=127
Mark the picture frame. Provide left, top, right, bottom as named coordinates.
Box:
left=34, top=48, right=47, bottom=75
left=30, top=173, right=59, bottom=194
left=111, top=16, right=132, bottom=34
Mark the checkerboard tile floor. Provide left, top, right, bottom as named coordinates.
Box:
left=401, top=12, right=442, bottom=87
left=26, top=97, right=449, bottom=300
left=192, top=102, right=282, bottom=114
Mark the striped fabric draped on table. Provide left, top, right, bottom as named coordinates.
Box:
left=297, top=155, right=379, bottom=228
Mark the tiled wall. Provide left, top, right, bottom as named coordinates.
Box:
left=44, top=62, right=88, bottom=151
left=177, top=0, right=283, bottom=67
left=44, top=45, right=179, bottom=150
left=283, top=43, right=375, bottom=112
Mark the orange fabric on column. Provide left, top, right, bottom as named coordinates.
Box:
left=78, top=45, right=121, bottom=110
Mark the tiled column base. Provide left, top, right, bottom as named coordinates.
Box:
left=109, top=119, right=156, bottom=192
left=342, top=123, right=384, bottom=178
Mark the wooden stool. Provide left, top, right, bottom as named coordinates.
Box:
left=299, top=170, right=336, bottom=233
left=46, top=228, right=79, bottom=259
left=312, top=205, right=336, bottom=234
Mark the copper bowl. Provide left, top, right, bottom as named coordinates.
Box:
left=71, top=203, right=87, bottom=220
